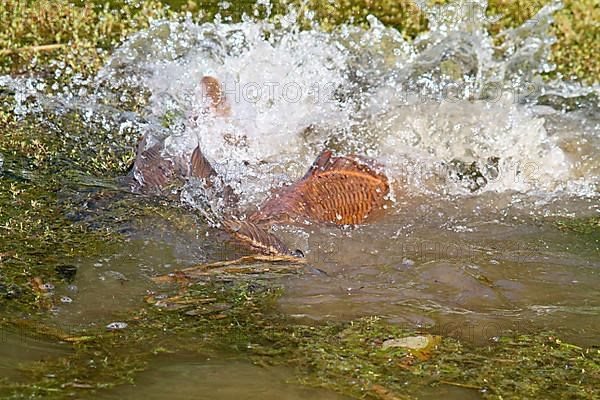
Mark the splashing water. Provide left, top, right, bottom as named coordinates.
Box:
left=3, top=0, right=600, bottom=358
left=3, top=0, right=598, bottom=218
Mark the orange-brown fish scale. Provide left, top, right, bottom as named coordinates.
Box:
left=252, top=161, right=389, bottom=226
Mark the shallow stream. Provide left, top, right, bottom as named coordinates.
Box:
left=0, top=0, right=598, bottom=398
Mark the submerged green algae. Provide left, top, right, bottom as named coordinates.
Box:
left=0, top=104, right=131, bottom=310
left=1, top=125, right=598, bottom=399
left=1, top=279, right=599, bottom=399
left=555, top=216, right=600, bottom=237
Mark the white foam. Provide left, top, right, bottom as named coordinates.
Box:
left=4, top=0, right=598, bottom=214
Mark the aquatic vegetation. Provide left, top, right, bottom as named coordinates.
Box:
left=0, top=174, right=119, bottom=309
left=0, top=112, right=197, bottom=311
left=1, top=281, right=599, bottom=399
left=0, top=0, right=172, bottom=78
left=555, top=216, right=600, bottom=237
left=0, top=113, right=136, bottom=175
left=488, top=0, right=599, bottom=82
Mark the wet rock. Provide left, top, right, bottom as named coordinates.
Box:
left=382, top=335, right=440, bottom=351
left=0, top=282, right=22, bottom=299
left=538, top=92, right=599, bottom=113
left=445, top=157, right=500, bottom=192
left=401, top=258, right=415, bottom=267
left=55, top=264, right=77, bottom=283
left=382, top=334, right=442, bottom=361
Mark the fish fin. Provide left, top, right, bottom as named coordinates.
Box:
left=302, top=149, right=333, bottom=179
left=223, top=220, right=292, bottom=256
left=300, top=150, right=389, bottom=191
left=268, top=150, right=390, bottom=225
left=250, top=151, right=390, bottom=226
left=200, top=76, right=230, bottom=117
left=133, top=141, right=173, bottom=190
left=190, top=145, right=217, bottom=180
left=190, top=145, right=239, bottom=206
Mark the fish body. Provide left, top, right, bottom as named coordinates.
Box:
left=221, top=150, right=389, bottom=256
left=131, top=76, right=390, bottom=257
left=250, top=150, right=390, bottom=226
left=132, top=76, right=229, bottom=192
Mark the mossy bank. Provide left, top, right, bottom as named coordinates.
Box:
left=1, top=0, right=598, bottom=82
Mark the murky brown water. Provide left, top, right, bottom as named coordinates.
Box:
left=41, top=192, right=599, bottom=346
left=94, top=356, right=482, bottom=399
left=0, top=328, right=71, bottom=381
left=1, top=191, right=592, bottom=399
left=96, top=358, right=354, bottom=400
left=278, top=194, right=600, bottom=346
left=1, top=189, right=597, bottom=398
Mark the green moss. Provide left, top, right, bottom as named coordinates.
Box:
left=1, top=281, right=598, bottom=399
left=0, top=108, right=195, bottom=312
left=0, top=0, right=172, bottom=77
left=1, top=0, right=597, bottom=82
left=290, top=0, right=428, bottom=40
left=0, top=170, right=202, bottom=314
left=555, top=216, right=600, bottom=237
left=487, top=0, right=599, bottom=82
left=0, top=115, right=135, bottom=176
left=0, top=174, right=118, bottom=309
